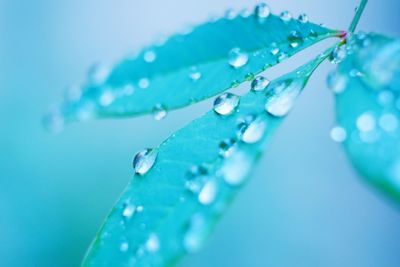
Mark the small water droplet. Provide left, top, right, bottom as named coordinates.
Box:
left=136, top=205, right=144, bottom=212
left=120, top=241, right=129, bottom=252
left=186, top=165, right=208, bottom=179
left=152, top=104, right=167, bottom=121
left=379, top=113, right=398, bottom=132
left=356, top=112, right=376, bottom=132
left=280, top=11, right=292, bottom=22
left=219, top=138, right=237, bottom=158
left=377, top=90, right=394, bottom=107
left=189, top=67, right=202, bottom=81
left=220, top=151, right=252, bottom=186
left=144, top=50, right=156, bottom=63
left=329, top=45, right=347, bottom=64
left=99, top=90, right=115, bottom=107
left=330, top=126, right=347, bottom=142
left=145, top=233, right=160, bottom=253
left=298, top=13, right=309, bottom=23
left=228, top=48, right=249, bottom=69
left=237, top=116, right=267, bottom=144
left=122, top=203, right=136, bottom=219
left=288, top=31, right=304, bottom=48
left=198, top=180, right=218, bottom=205
left=255, top=3, right=271, bottom=20
left=88, top=64, right=110, bottom=85
left=270, top=43, right=280, bottom=56
left=265, top=79, right=303, bottom=117
left=133, top=148, right=158, bottom=175
left=225, top=9, right=238, bottom=20
left=240, top=8, right=252, bottom=18
left=183, top=214, right=206, bottom=253
left=327, top=71, right=347, bottom=94
left=138, top=78, right=150, bottom=89
left=213, top=93, right=240, bottom=116
left=251, top=76, right=271, bottom=92
left=309, top=29, right=318, bottom=39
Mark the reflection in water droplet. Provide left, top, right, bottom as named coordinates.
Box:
left=183, top=214, right=206, bottom=253
left=329, top=45, right=347, bottom=64
left=356, top=112, right=376, bottom=132
left=138, top=78, right=150, bottom=89
left=280, top=11, right=292, bottom=22
left=228, top=48, right=249, bottom=68
left=198, top=180, right=218, bottom=205
left=219, top=138, right=237, bottom=158
left=327, top=71, right=347, bottom=94
left=144, top=50, right=156, bottom=63
left=237, top=116, right=267, bottom=144
left=255, top=3, right=271, bottom=20
left=298, top=13, right=309, bottom=23
left=251, top=76, right=271, bottom=92
left=265, top=79, right=303, bottom=117
left=379, top=113, right=398, bottom=132
left=330, top=126, right=347, bottom=142
left=221, top=152, right=252, bottom=186
left=145, top=233, right=160, bottom=253
left=133, top=148, right=158, bottom=175
left=213, top=93, right=240, bottom=116
left=152, top=104, right=167, bottom=121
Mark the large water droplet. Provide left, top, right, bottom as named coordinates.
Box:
left=183, top=214, right=207, bottom=253
left=152, top=104, right=167, bottom=121
left=213, top=93, right=240, bottom=116
left=133, top=148, right=158, bottom=175
left=219, top=138, right=237, bottom=158
left=198, top=180, right=218, bottom=205
left=255, top=3, right=271, bottom=20
left=144, top=50, right=156, bottom=63
left=356, top=112, right=376, bottom=132
left=228, top=48, right=249, bottom=69
left=327, top=71, right=347, bottom=94
left=265, top=79, right=303, bottom=117
left=280, top=11, right=292, bottom=22
left=221, top=151, right=252, bottom=186
left=251, top=76, right=271, bottom=92
left=237, top=116, right=267, bottom=144
left=330, top=126, right=347, bottom=142
left=145, top=233, right=160, bottom=253
left=298, top=13, right=309, bottom=23
left=329, top=45, right=347, bottom=64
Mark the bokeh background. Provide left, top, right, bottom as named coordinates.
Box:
left=1, top=0, right=400, bottom=266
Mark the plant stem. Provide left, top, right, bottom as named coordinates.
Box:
left=348, top=0, right=368, bottom=33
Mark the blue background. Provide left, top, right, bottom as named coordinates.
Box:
left=1, top=0, right=400, bottom=266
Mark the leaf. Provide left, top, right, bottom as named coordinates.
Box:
left=329, top=33, right=400, bottom=202
left=82, top=52, right=327, bottom=267
left=46, top=5, right=338, bottom=129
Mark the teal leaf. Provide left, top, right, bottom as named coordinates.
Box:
left=46, top=5, right=338, bottom=130
left=82, top=52, right=328, bottom=266
left=329, top=33, right=400, bottom=202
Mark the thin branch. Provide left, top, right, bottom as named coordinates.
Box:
left=348, top=0, right=368, bottom=33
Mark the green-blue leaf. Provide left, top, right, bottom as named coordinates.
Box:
left=47, top=6, right=338, bottom=129
left=329, top=33, right=400, bottom=202
left=82, top=52, right=327, bottom=266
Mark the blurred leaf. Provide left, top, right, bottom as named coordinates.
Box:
left=329, top=33, right=400, bottom=202
left=47, top=5, right=338, bottom=128
left=82, top=52, right=328, bottom=267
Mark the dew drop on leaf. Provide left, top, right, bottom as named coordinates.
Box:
left=265, top=79, right=303, bottom=117
left=270, top=43, right=280, bottom=56
left=329, top=45, right=347, bottom=64
left=122, top=203, right=136, bottom=220
left=143, top=50, right=157, bottom=63
left=288, top=31, right=304, bottom=49
left=138, top=78, right=150, bottom=89
left=279, top=11, right=292, bottom=22
left=220, top=152, right=252, bottom=186
left=183, top=214, right=206, bottom=253
left=237, top=116, right=267, bottom=144
left=228, top=48, right=249, bottom=68
left=298, top=13, right=309, bottom=24
left=99, top=90, right=115, bottom=107
left=198, top=180, right=218, bottom=205
left=189, top=67, right=202, bottom=81
left=330, top=126, right=347, bottom=143
left=251, top=76, right=271, bottom=91
left=213, top=93, right=240, bottom=116
left=133, top=148, right=158, bottom=175
left=152, top=104, right=167, bottom=121
left=255, top=3, right=271, bottom=20
left=120, top=241, right=129, bottom=252
left=145, top=233, right=160, bottom=253
left=356, top=112, right=376, bottom=132
left=327, top=71, right=347, bottom=94
left=219, top=138, right=237, bottom=158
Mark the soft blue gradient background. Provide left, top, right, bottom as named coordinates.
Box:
left=1, top=1, right=400, bottom=266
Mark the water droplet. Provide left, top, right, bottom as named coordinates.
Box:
left=136, top=205, right=144, bottom=212
left=240, top=8, right=252, bottom=18
left=144, top=50, right=156, bottom=63
left=356, top=112, right=376, bottom=132
left=152, top=104, right=167, bottom=121
left=99, top=90, right=115, bottom=107
left=138, top=78, right=150, bottom=89
left=186, top=165, right=208, bottom=179
left=145, top=233, right=160, bottom=253
left=189, top=67, right=202, bottom=81
left=278, top=52, right=288, bottom=62
left=120, top=241, right=129, bottom=252
left=228, top=48, right=249, bottom=69
left=133, top=148, right=158, bottom=175
left=255, top=3, right=271, bottom=20
left=122, top=84, right=134, bottom=96
left=349, top=69, right=363, bottom=77
left=270, top=43, right=280, bottom=56
left=237, top=116, right=267, bottom=144
left=183, top=214, right=207, bottom=253
left=379, top=113, right=398, bottom=132
left=198, top=180, right=218, bottom=205
left=251, top=76, right=271, bottom=92
left=220, top=151, right=252, bottom=186
left=280, top=11, right=292, bottom=22
left=122, top=203, right=136, bottom=219
left=309, top=29, right=318, bottom=39
left=219, top=138, right=237, bottom=158
left=88, top=64, right=110, bottom=85
left=327, top=71, right=347, bottom=94
left=329, top=45, right=347, bottom=64
left=225, top=9, right=238, bottom=20
left=377, top=91, right=394, bottom=107
left=213, top=93, right=240, bottom=116
left=43, top=109, right=64, bottom=133
left=288, top=31, right=304, bottom=48
left=265, top=79, right=303, bottom=117
left=330, top=126, right=347, bottom=142
left=298, top=13, right=309, bottom=23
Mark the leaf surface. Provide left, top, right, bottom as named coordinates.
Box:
left=82, top=52, right=327, bottom=266
left=330, top=33, right=400, bottom=202
left=49, top=7, right=338, bottom=126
